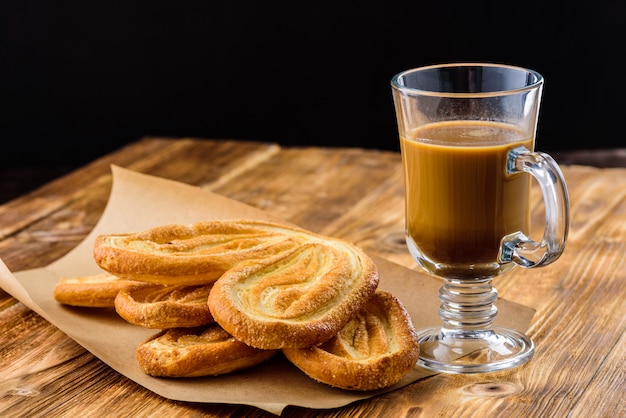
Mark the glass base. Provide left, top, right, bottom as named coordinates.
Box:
left=416, top=326, right=534, bottom=374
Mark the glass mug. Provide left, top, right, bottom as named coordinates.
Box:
left=391, top=63, right=569, bottom=373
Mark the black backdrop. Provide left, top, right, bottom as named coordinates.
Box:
left=2, top=1, right=624, bottom=169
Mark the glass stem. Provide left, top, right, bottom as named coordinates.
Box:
left=438, top=278, right=498, bottom=333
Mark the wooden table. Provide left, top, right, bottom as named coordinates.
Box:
left=1, top=138, right=624, bottom=417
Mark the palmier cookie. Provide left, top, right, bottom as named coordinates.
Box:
left=136, top=324, right=277, bottom=377
left=93, top=220, right=310, bottom=285
left=53, top=273, right=148, bottom=308
left=282, top=290, right=420, bottom=391
left=208, top=239, right=380, bottom=350
left=115, top=284, right=214, bottom=329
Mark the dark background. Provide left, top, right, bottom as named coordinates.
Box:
left=1, top=2, right=624, bottom=183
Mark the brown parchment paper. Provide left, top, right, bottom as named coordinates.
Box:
left=0, top=166, right=535, bottom=416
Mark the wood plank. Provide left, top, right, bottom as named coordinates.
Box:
left=208, top=146, right=402, bottom=233
left=0, top=138, right=279, bottom=272
left=1, top=138, right=625, bottom=417
left=569, top=328, right=626, bottom=417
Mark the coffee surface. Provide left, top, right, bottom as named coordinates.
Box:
left=401, top=120, right=533, bottom=278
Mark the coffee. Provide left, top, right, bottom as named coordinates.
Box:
left=400, top=120, right=533, bottom=278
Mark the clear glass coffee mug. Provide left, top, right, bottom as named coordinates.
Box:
left=391, top=63, right=569, bottom=373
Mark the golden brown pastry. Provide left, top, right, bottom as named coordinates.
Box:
left=53, top=273, right=148, bottom=308
left=93, top=220, right=309, bottom=285
left=136, top=324, right=278, bottom=377
left=114, top=284, right=214, bottom=329
left=208, top=239, right=380, bottom=350
left=88, top=219, right=387, bottom=382
left=282, top=290, right=419, bottom=391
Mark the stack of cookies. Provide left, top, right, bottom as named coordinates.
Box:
left=53, top=220, right=419, bottom=391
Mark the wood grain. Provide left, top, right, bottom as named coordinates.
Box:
left=1, top=137, right=624, bottom=417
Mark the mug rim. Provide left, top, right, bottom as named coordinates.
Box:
left=390, top=63, right=544, bottom=98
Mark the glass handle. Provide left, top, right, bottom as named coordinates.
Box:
left=499, top=146, right=570, bottom=268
